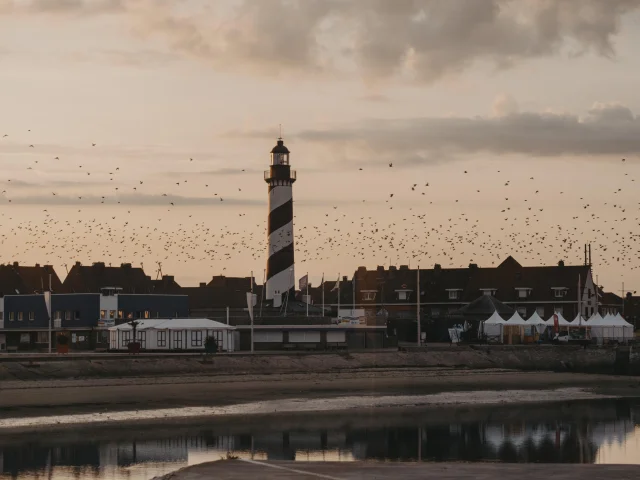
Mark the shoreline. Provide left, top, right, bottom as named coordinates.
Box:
left=0, top=387, right=619, bottom=433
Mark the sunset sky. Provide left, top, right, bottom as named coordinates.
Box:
left=1, top=0, right=639, bottom=292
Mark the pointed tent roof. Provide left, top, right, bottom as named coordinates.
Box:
left=505, top=311, right=527, bottom=325
left=587, top=312, right=605, bottom=326
left=454, top=294, right=514, bottom=317
left=526, top=311, right=547, bottom=326
left=546, top=312, right=571, bottom=326
left=484, top=310, right=507, bottom=325
left=569, top=313, right=586, bottom=326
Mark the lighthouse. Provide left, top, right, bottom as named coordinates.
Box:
left=264, top=137, right=297, bottom=307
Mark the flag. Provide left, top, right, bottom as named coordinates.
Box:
left=299, top=274, right=309, bottom=291
left=331, top=275, right=340, bottom=291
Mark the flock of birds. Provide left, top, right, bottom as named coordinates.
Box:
left=1, top=130, right=639, bottom=290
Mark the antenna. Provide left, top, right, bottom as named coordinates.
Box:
left=279, top=124, right=283, bottom=140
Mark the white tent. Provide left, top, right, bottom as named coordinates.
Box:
left=108, top=318, right=236, bottom=352
left=568, top=314, right=586, bottom=327
left=587, top=313, right=628, bottom=343
left=482, top=311, right=506, bottom=343
left=504, top=312, right=527, bottom=325
left=545, top=312, right=571, bottom=327
left=525, top=312, right=548, bottom=334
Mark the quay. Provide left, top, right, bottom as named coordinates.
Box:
left=155, top=460, right=640, bottom=480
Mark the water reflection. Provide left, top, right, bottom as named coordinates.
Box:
left=1, top=398, right=639, bottom=480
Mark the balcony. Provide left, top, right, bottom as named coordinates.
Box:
left=54, top=319, right=62, bottom=328
left=264, top=168, right=296, bottom=183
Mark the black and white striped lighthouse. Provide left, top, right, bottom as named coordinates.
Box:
left=264, top=137, right=297, bottom=307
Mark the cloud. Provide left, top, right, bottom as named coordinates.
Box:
left=7, top=0, right=637, bottom=82
left=127, top=0, right=640, bottom=82
left=248, top=101, right=640, bottom=165
left=0, top=193, right=265, bottom=206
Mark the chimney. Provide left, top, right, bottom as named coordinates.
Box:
left=469, top=263, right=478, bottom=270
left=164, top=275, right=174, bottom=282
left=388, top=266, right=397, bottom=272
left=399, top=265, right=409, bottom=271
left=342, top=276, right=348, bottom=282
left=75, top=261, right=82, bottom=267
left=120, top=263, right=132, bottom=269
left=357, top=266, right=367, bottom=273
left=199, top=282, right=206, bottom=288
left=558, top=260, right=565, bottom=267
left=12, top=261, right=18, bottom=267
left=588, top=244, right=592, bottom=266
left=35, top=263, right=40, bottom=268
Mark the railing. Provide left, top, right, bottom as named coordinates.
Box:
left=264, top=169, right=296, bottom=181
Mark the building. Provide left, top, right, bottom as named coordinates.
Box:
left=264, top=137, right=296, bottom=308
left=0, top=262, right=63, bottom=295
left=305, top=257, right=598, bottom=342
left=1, top=286, right=189, bottom=351
left=63, top=261, right=156, bottom=293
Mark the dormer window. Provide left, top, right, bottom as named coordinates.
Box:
left=516, top=288, right=532, bottom=299
left=552, top=287, right=568, bottom=298
left=361, top=291, right=377, bottom=301
left=396, top=290, right=412, bottom=301
left=481, top=288, right=497, bottom=296
left=447, top=289, right=463, bottom=300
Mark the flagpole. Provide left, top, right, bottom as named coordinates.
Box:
left=417, top=265, right=421, bottom=346
left=337, top=274, right=341, bottom=320
left=321, top=274, right=325, bottom=317
left=306, top=272, right=309, bottom=318
left=352, top=275, right=356, bottom=317
left=578, top=274, right=582, bottom=327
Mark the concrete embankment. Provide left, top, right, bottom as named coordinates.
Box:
left=0, top=346, right=623, bottom=381
left=154, top=460, right=640, bottom=480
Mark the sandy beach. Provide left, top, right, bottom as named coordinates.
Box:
left=2, top=367, right=640, bottom=425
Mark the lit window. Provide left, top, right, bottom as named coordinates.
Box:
left=18, top=312, right=24, bottom=322
left=144, top=311, right=150, bottom=319
left=9, top=312, right=15, bottom=322
left=109, top=310, right=116, bottom=319
left=118, top=310, right=123, bottom=318
left=100, top=310, right=106, bottom=319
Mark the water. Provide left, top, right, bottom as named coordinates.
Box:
left=1, top=398, right=639, bottom=480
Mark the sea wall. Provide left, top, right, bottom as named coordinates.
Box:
left=0, top=346, right=621, bottom=381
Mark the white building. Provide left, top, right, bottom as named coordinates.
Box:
left=108, top=318, right=235, bottom=352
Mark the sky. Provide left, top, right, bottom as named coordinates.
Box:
left=0, top=0, right=640, bottom=292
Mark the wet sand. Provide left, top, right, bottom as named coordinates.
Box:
left=154, top=460, right=640, bottom=480
left=2, top=368, right=640, bottom=423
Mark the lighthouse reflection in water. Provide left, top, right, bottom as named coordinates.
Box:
left=1, top=399, right=640, bottom=480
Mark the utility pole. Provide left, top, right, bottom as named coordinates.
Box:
left=417, top=266, right=421, bottom=346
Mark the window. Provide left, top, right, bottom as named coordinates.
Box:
left=75, top=311, right=81, bottom=320
left=517, top=307, right=527, bottom=317
left=157, top=331, right=167, bottom=347
left=554, top=306, right=564, bottom=316
left=144, top=311, right=150, bottom=319
left=109, top=310, right=116, bottom=319
left=361, top=292, right=376, bottom=301
left=18, top=312, right=24, bottom=322
left=553, top=288, right=567, bottom=298
left=54, top=311, right=62, bottom=320
left=517, top=289, right=530, bottom=299
left=136, top=311, right=143, bottom=319
left=28, top=311, right=35, bottom=321
left=9, top=312, right=14, bottom=322
left=121, top=331, right=131, bottom=347
left=117, top=310, right=123, bottom=319
left=191, top=330, right=203, bottom=347
left=536, top=306, right=545, bottom=318
left=65, top=311, right=71, bottom=321
left=481, top=289, right=496, bottom=296
left=397, top=291, right=410, bottom=301
left=136, top=331, right=146, bottom=349
left=431, top=308, right=441, bottom=317
left=173, top=331, right=183, bottom=349
left=448, top=290, right=461, bottom=300
left=37, top=332, right=48, bottom=343
left=100, top=310, right=106, bottom=319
